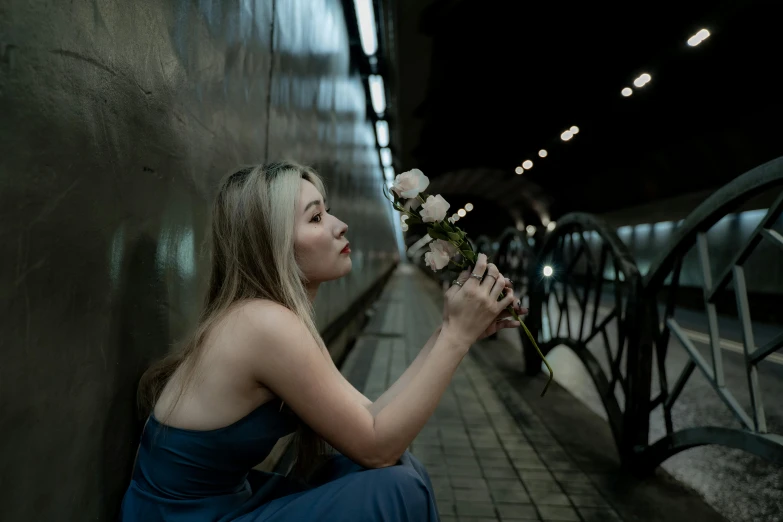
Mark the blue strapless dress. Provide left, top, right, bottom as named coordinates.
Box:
left=119, top=399, right=439, bottom=521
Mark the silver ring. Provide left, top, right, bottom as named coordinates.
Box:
left=485, top=274, right=498, bottom=282
left=452, top=280, right=463, bottom=287
left=470, top=273, right=483, bottom=281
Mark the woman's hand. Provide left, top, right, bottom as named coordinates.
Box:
left=440, top=253, right=517, bottom=348
left=477, top=280, right=528, bottom=341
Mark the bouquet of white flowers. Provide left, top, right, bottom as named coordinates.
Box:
left=384, top=169, right=553, bottom=396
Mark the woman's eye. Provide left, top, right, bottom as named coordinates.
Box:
left=311, top=208, right=331, bottom=223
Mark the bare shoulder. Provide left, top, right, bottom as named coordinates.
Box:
left=224, top=299, right=313, bottom=364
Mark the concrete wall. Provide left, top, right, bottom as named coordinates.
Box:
left=0, top=1, right=397, bottom=520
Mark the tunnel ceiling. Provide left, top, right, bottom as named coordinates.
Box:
left=393, top=0, right=783, bottom=225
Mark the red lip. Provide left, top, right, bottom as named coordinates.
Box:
left=341, top=243, right=351, bottom=254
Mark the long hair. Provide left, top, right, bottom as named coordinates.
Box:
left=138, top=161, right=328, bottom=480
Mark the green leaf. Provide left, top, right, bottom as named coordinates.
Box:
left=427, top=227, right=449, bottom=241
left=447, top=232, right=463, bottom=243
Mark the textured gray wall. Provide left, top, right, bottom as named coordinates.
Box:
left=0, top=1, right=397, bottom=520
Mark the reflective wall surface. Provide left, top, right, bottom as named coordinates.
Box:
left=0, top=1, right=396, bottom=520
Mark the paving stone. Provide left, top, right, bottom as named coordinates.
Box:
left=482, top=467, right=519, bottom=479
left=536, top=505, right=580, bottom=521
left=445, top=455, right=480, bottom=467
left=456, top=501, right=497, bottom=518
left=451, top=476, right=489, bottom=490
left=577, top=507, right=623, bottom=521
left=459, top=518, right=500, bottom=522
left=444, top=445, right=476, bottom=457
left=531, top=492, right=571, bottom=507
left=455, top=488, right=494, bottom=503
left=558, top=479, right=598, bottom=496
left=567, top=494, right=610, bottom=508
left=478, top=457, right=515, bottom=469
left=475, top=448, right=508, bottom=459
left=439, top=516, right=457, bottom=522
left=449, top=464, right=484, bottom=477
left=486, top=478, right=524, bottom=491
left=518, top=470, right=554, bottom=482
left=512, top=457, right=547, bottom=471
left=524, top=480, right=565, bottom=494
left=496, top=503, right=539, bottom=519
left=491, top=488, right=531, bottom=504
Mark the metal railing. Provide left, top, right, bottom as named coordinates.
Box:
left=495, top=156, right=783, bottom=471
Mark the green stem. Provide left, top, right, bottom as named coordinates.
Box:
left=507, top=304, right=553, bottom=396
left=461, top=240, right=552, bottom=396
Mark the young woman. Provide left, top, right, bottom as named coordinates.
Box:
left=120, top=161, right=526, bottom=521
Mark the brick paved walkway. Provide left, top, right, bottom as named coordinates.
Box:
left=338, top=264, right=723, bottom=522
left=340, top=265, right=616, bottom=521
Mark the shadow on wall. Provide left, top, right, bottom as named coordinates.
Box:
left=102, top=234, right=171, bottom=517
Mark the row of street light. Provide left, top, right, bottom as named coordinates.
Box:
left=514, top=27, right=712, bottom=175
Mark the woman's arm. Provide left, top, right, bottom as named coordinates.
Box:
left=367, top=326, right=441, bottom=416
left=245, top=301, right=469, bottom=468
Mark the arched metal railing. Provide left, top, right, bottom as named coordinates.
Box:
left=494, top=156, right=783, bottom=471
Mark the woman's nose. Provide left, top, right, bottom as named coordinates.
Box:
left=336, top=219, right=348, bottom=238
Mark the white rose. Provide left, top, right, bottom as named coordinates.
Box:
left=391, top=169, right=430, bottom=199
left=420, top=194, right=450, bottom=223
left=424, top=239, right=458, bottom=271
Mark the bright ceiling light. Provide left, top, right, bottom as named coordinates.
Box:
left=538, top=149, right=548, bottom=158
left=516, top=221, right=525, bottom=231
left=561, top=130, right=573, bottom=141
left=452, top=215, right=460, bottom=222
left=621, top=87, right=633, bottom=97
left=401, top=223, right=408, bottom=232
left=465, top=203, right=474, bottom=211
left=515, top=166, right=524, bottom=174
left=687, top=28, right=710, bottom=47
left=375, top=120, right=389, bottom=147
left=368, top=75, right=386, bottom=114
left=458, top=209, right=467, bottom=217
left=547, top=221, right=556, bottom=231
left=543, top=265, right=554, bottom=277
left=380, top=147, right=392, bottom=167
left=633, top=73, right=651, bottom=88
left=383, top=166, right=394, bottom=181
left=522, top=160, right=533, bottom=170
left=526, top=225, right=536, bottom=235
left=570, top=126, right=579, bottom=134
left=401, top=214, right=408, bottom=222
left=353, top=0, right=378, bottom=56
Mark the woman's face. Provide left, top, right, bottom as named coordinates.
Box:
left=294, top=179, right=352, bottom=284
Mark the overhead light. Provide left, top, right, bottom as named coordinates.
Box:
left=561, top=130, right=573, bottom=141
left=522, top=160, right=533, bottom=170
left=570, top=126, right=579, bottom=134
left=538, top=149, right=548, bottom=158
left=380, top=147, right=392, bottom=167
left=526, top=225, right=536, bottom=235
left=353, top=0, right=378, bottom=56
left=547, top=221, right=556, bottom=231
left=515, top=166, right=524, bottom=174
left=401, top=223, right=409, bottom=232
left=687, top=28, right=710, bottom=47
left=458, top=209, right=467, bottom=217
left=621, top=87, right=633, bottom=97
left=465, top=203, right=474, bottom=211
left=633, top=73, right=652, bottom=88
left=452, top=214, right=460, bottom=222
left=543, top=265, right=554, bottom=277
left=383, top=166, right=395, bottom=181
left=401, top=214, right=408, bottom=222
left=375, top=120, right=389, bottom=147
left=368, top=75, right=386, bottom=114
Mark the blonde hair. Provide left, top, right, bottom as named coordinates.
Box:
left=138, top=161, right=328, bottom=478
